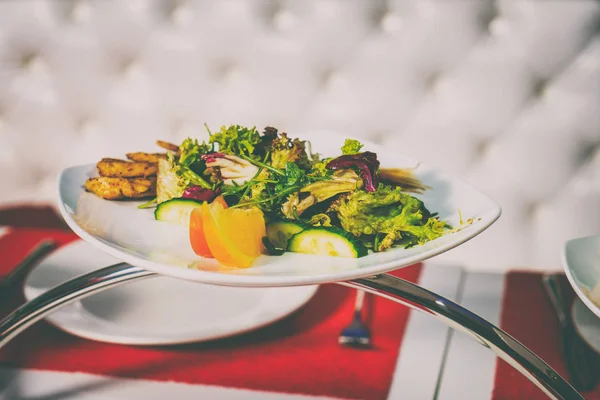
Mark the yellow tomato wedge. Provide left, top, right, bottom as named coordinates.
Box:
left=202, top=201, right=266, bottom=268
left=189, top=196, right=229, bottom=258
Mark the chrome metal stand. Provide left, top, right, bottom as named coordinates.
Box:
left=0, top=264, right=582, bottom=400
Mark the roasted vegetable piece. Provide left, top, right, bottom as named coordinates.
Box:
left=97, top=158, right=158, bottom=178
left=126, top=152, right=167, bottom=163
left=85, top=177, right=156, bottom=200
left=156, top=140, right=180, bottom=154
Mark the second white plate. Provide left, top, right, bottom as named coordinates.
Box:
left=562, top=235, right=600, bottom=318
left=24, top=241, right=318, bottom=346
left=572, top=298, right=600, bottom=355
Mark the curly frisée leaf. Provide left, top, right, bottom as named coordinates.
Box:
left=334, top=184, right=449, bottom=251
left=209, top=125, right=262, bottom=158
left=341, top=138, right=364, bottom=155
left=270, top=133, right=311, bottom=169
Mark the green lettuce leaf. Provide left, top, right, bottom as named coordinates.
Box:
left=334, top=184, right=448, bottom=250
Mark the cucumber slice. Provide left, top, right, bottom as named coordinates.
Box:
left=154, top=198, right=203, bottom=226
left=287, top=226, right=368, bottom=258
left=266, top=220, right=307, bottom=249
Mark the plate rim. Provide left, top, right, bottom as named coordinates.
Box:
left=57, top=157, right=501, bottom=287
left=23, top=240, right=319, bottom=346
left=562, top=235, right=600, bottom=319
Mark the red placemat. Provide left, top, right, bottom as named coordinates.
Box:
left=0, top=228, right=423, bottom=400
left=493, top=272, right=600, bottom=400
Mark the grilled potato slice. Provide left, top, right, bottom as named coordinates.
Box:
left=85, top=177, right=156, bottom=200
left=126, top=152, right=167, bottom=163
left=97, top=158, right=157, bottom=178
left=156, top=140, right=180, bottom=154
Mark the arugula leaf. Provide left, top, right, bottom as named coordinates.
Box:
left=285, top=162, right=303, bottom=186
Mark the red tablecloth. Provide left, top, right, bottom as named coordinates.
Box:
left=494, top=272, right=600, bottom=399
left=0, top=227, right=422, bottom=400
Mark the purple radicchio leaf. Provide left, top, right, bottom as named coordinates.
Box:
left=326, top=151, right=380, bottom=192
left=181, top=186, right=218, bottom=202
left=200, top=153, right=226, bottom=164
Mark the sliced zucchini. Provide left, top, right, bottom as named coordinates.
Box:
left=154, top=198, right=203, bottom=226
left=266, top=220, right=307, bottom=249
left=287, top=226, right=368, bottom=258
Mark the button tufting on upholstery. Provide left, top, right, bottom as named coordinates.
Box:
left=21, top=53, right=37, bottom=70
left=532, top=78, right=549, bottom=98
left=20, top=53, right=47, bottom=75
left=380, top=12, right=402, bottom=33
left=170, top=1, right=193, bottom=26
left=488, top=17, right=511, bottom=36
left=120, top=59, right=142, bottom=79
left=71, top=0, right=93, bottom=24
left=424, top=72, right=442, bottom=92
left=475, top=139, right=490, bottom=158
left=217, top=62, right=242, bottom=82
left=527, top=203, right=542, bottom=220
left=273, top=9, right=296, bottom=31
left=320, top=69, right=345, bottom=90
left=77, top=117, right=96, bottom=137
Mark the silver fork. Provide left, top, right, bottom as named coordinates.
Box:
left=0, top=239, right=57, bottom=302
left=339, top=290, right=371, bottom=348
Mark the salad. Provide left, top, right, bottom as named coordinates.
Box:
left=144, top=125, right=451, bottom=268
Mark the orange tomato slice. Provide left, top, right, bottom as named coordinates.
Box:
left=189, top=196, right=229, bottom=258
left=202, top=201, right=266, bottom=268
left=189, top=208, right=212, bottom=257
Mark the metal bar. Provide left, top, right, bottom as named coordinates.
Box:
left=0, top=265, right=581, bottom=399
left=339, top=274, right=582, bottom=400
left=0, top=263, right=156, bottom=347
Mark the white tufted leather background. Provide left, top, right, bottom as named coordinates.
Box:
left=0, top=0, right=599, bottom=271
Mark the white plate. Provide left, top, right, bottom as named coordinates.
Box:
left=23, top=240, right=318, bottom=345
left=57, top=130, right=501, bottom=287
left=572, top=298, right=600, bottom=355
left=562, top=235, right=600, bottom=318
